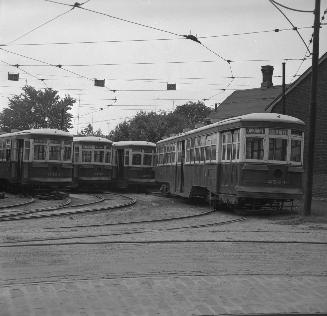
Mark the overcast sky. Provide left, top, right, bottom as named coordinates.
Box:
left=1, top=0, right=326, bottom=134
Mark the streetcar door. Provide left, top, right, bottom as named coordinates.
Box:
left=117, top=149, right=124, bottom=178
left=16, top=139, right=24, bottom=182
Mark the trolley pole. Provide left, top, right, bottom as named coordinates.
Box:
left=282, top=62, right=286, bottom=115
left=303, top=0, right=321, bottom=216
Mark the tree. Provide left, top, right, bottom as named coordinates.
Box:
left=79, top=123, right=105, bottom=137
left=109, top=101, right=212, bottom=143
left=0, top=85, right=75, bottom=132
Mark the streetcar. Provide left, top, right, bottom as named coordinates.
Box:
left=72, top=136, right=113, bottom=189
left=0, top=128, right=73, bottom=191
left=155, top=113, right=304, bottom=210
left=112, top=141, right=156, bottom=190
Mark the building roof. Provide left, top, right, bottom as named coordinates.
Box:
left=265, top=51, right=327, bottom=112
left=208, top=85, right=283, bottom=122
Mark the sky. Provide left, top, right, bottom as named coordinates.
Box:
left=0, top=0, right=327, bottom=135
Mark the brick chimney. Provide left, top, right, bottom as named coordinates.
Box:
left=261, top=65, right=274, bottom=88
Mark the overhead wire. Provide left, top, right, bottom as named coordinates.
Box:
left=269, top=0, right=314, bottom=13
left=0, top=46, right=116, bottom=93
left=0, top=25, right=314, bottom=47
left=6, top=8, right=74, bottom=45
left=291, top=6, right=327, bottom=79
left=269, top=0, right=311, bottom=56
left=1, top=59, right=48, bottom=87
left=44, top=0, right=234, bottom=92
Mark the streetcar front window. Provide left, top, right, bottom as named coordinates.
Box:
left=143, top=154, right=152, bottom=166
left=246, top=137, right=264, bottom=160
left=82, top=151, right=92, bottom=163
left=94, top=150, right=104, bottom=163
left=49, top=145, right=61, bottom=160
left=34, top=145, right=46, bottom=160
left=132, top=153, right=141, bottom=165
left=63, top=146, right=72, bottom=161
left=268, top=138, right=287, bottom=161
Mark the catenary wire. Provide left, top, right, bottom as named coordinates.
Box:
left=6, top=8, right=74, bottom=45
left=0, top=26, right=314, bottom=47
left=269, top=0, right=314, bottom=13
left=269, top=0, right=311, bottom=56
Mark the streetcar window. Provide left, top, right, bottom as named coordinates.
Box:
left=177, top=142, right=182, bottom=163
left=132, top=153, right=142, bottom=165
left=246, top=137, right=264, bottom=160
left=186, top=139, right=191, bottom=163
left=74, top=146, right=79, bottom=163
left=205, top=135, right=211, bottom=162
left=82, top=150, right=92, bottom=163
left=34, top=138, right=47, bottom=144
left=49, top=145, right=61, bottom=160
left=269, top=138, right=287, bottom=161
left=82, top=144, right=93, bottom=149
left=291, top=130, right=303, bottom=137
left=24, top=140, right=30, bottom=160
left=269, top=128, right=288, bottom=135
left=0, top=141, right=3, bottom=161
left=124, top=150, right=130, bottom=165
left=95, top=145, right=104, bottom=149
left=232, top=130, right=240, bottom=160
left=291, top=139, right=302, bottom=162
left=158, top=146, right=164, bottom=165
left=63, top=146, right=72, bottom=161
left=143, top=154, right=152, bottom=166
left=105, top=151, right=111, bottom=164
left=34, top=144, right=46, bottom=160
left=246, top=128, right=265, bottom=134
left=143, top=148, right=153, bottom=153
left=222, top=131, right=233, bottom=161
left=94, top=150, right=104, bottom=163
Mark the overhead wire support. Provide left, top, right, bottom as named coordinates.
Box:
left=269, top=0, right=312, bottom=56
left=0, top=46, right=116, bottom=92
left=270, top=0, right=314, bottom=13
left=1, top=59, right=48, bottom=87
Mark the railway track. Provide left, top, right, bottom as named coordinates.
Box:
left=0, top=192, right=136, bottom=221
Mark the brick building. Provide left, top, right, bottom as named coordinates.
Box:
left=207, top=51, right=327, bottom=197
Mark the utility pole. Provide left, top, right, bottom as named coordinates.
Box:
left=282, top=62, right=286, bottom=114
left=303, top=0, right=321, bottom=216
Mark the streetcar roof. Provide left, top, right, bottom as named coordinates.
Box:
left=0, top=128, right=73, bottom=138
left=157, top=113, right=305, bottom=144
left=73, top=136, right=112, bottom=143
left=113, top=141, right=156, bottom=147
